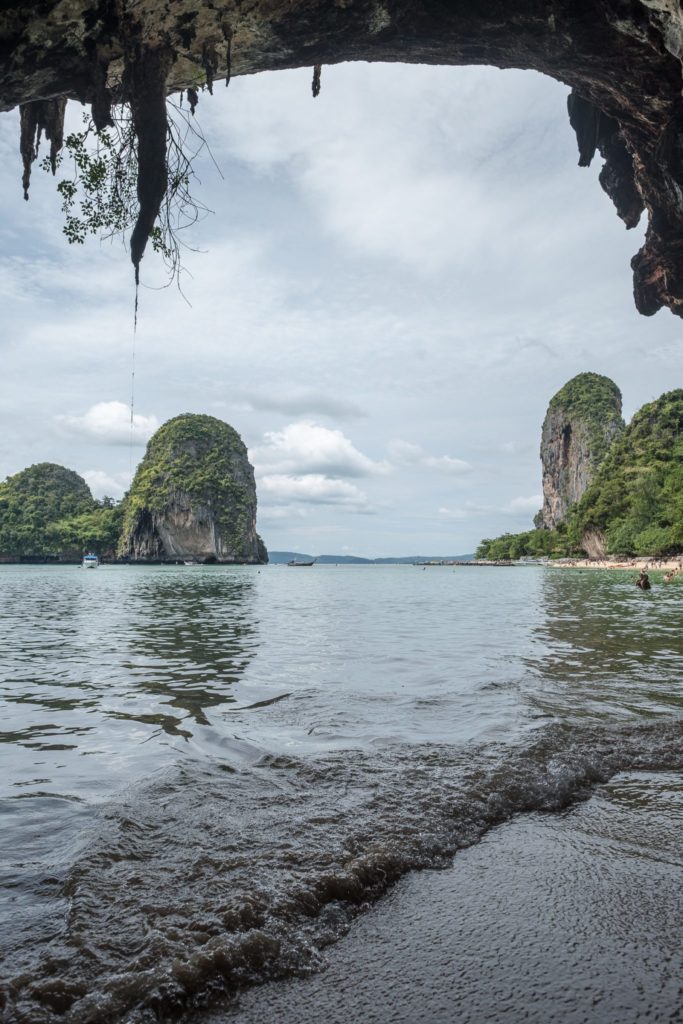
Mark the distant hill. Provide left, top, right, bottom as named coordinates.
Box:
left=268, top=551, right=476, bottom=564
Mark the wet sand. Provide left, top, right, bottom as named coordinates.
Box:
left=208, top=771, right=683, bottom=1024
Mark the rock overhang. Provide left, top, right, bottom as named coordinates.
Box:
left=3, top=0, right=683, bottom=315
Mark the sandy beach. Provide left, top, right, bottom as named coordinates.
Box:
left=549, top=556, right=683, bottom=572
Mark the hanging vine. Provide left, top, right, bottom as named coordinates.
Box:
left=35, top=91, right=217, bottom=287
left=18, top=11, right=238, bottom=288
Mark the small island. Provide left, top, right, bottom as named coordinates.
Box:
left=119, top=414, right=267, bottom=564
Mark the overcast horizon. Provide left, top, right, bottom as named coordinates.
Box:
left=2, top=61, right=682, bottom=558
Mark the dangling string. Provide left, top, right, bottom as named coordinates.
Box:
left=129, top=279, right=139, bottom=484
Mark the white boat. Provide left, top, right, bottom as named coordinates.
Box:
left=82, top=553, right=99, bottom=569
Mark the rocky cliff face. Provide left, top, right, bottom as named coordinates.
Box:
left=539, top=372, right=624, bottom=530
left=120, top=414, right=267, bottom=563
left=3, top=2, right=683, bottom=314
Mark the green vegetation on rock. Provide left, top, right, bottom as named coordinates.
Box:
left=478, top=388, right=683, bottom=559
left=538, top=371, right=624, bottom=530
left=476, top=528, right=570, bottom=561
left=0, top=416, right=266, bottom=562
left=547, top=371, right=624, bottom=470
left=120, top=413, right=267, bottom=562
left=0, top=463, right=115, bottom=556
left=567, top=389, right=683, bottom=555
left=47, top=506, right=123, bottom=555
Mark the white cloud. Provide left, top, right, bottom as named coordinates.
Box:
left=251, top=421, right=387, bottom=477
left=257, top=504, right=309, bottom=522
left=507, top=494, right=542, bottom=514
left=81, top=469, right=130, bottom=500
left=388, top=439, right=471, bottom=474
left=56, top=401, right=159, bottom=446
left=436, top=494, right=541, bottom=520
left=438, top=506, right=467, bottom=520
left=210, top=64, right=593, bottom=279
left=387, top=440, right=423, bottom=463
left=242, top=390, right=365, bottom=420
left=424, top=454, right=471, bottom=473
left=260, top=473, right=371, bottom=510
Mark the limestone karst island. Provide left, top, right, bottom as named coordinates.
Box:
left=0, top=414, right=267, bottom=564
left=477, top=373, right=683, bottom=562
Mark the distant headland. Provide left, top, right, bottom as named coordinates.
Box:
left=478, top=374, right=683, bottom=561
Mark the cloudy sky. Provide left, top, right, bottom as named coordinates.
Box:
left=1, top=62, right=682, bottom=556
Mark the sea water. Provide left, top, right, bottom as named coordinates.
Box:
left=1, top=564, right=682, bottom=1022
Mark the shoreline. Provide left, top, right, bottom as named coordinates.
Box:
left=210, top=770, right=683, bottom=1024
left=548, top=556, right=683, bottom=572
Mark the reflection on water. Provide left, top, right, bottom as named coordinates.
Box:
left=0, top=567, right=261, bottom=804
left=117, top=571, right=259, bottom=733
left=1, top=564, right=683, bottom=1024
left=2, top=564, right=682, bottom=809
left=525, top=570, right=683, bottom=719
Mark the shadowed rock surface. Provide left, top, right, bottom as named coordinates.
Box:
left=120, top=414, right=267, bottom=564
left=3, top=1, right=683, bottom=314
left=539, top=372, right=624, bottom=530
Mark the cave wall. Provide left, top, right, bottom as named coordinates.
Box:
left=2, top=1, right=683, bottom=315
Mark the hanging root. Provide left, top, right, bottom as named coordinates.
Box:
left=187, top=87, right=199, bottom=115
left=225, top=31, right=232, bottom=87
left=19, top=97, right=67, bottom=199
left=92, top=58, right=114, bottom=131
left=202, top=41, right=218, bottom=94
left=127, top=45, right=174, bottom=282
left=312, top=64, right=322, bottom=98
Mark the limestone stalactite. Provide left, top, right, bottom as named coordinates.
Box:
left=19, top=97, right=66, bottom=199
left=3, top=1, right=683, bottom=314
left=125, top=45, right=174, bottom=281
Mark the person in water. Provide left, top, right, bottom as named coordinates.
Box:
left=636, top=570, right=651, bottom=590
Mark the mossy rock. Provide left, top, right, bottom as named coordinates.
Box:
left=120, top=414, right=267, bottom=563
left=547, top=371, right=624, bottom=470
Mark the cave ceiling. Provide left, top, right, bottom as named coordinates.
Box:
left=1, top=1, right=683, bottom=316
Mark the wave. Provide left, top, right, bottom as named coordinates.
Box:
left=3, top=720, right=682, bottom=1024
